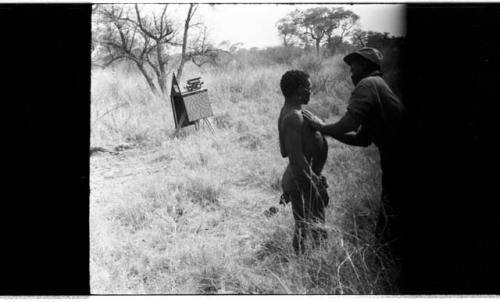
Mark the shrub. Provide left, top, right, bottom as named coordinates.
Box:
left=238, top=133, right=263, bottom=150
left=184, top=177, right=223, bottom=210
left=292, top=54, right=324, bottom=75
left=305, top=96, right=339, bottom=120
left=263, top=46, right=304, bottom=65
left=91, top=68, right=170, bottom=148
left=213, top=112, right=232, bottom=129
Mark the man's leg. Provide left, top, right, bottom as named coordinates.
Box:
left=375, top=188, right=404, bottom=293
left=376, top=192, right=400, bottom=256
left=376, top=188, right=403, bottom=260
left=311, top=189, right=328, bottom=247
left=311, top=225, right=328, bottom=248
left=289, top=190, right=307, bottom=254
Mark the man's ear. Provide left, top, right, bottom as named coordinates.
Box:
left=293, top=86, right=302, bottom=99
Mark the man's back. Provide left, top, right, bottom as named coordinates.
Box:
left=349, top=73, right=406, bottom=149
left=351, top=74, right=407, bottom=192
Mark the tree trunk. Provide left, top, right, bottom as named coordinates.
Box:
left=155, top=43, right=167, bottom=94
left=315, top=39, right=320, bottom=57
left=176, top=26, right=188, bottom=82
left=135, top=61, right=158, bottom=94
left=177, top=4, right=194, bottom=82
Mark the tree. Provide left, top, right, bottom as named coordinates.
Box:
left=276, top=9, right=311, bottom=50
left=93, top=4, right=223, bottom=91
left=301, top=7, right=331, bottom=56
left=276, top=7, right=359, bottom=57
left=93, top=4, right=176, bottom=95
left=324, top=8, right=359, bottom=56
left=276, top=15, right=300, bottom=47
left=133, top=4, right=174, bottom=94
left=365, top=31, right=393, bottom=50
left=351, top=28, right=368, bottom=48
left=186, top=26, right=228, bottom=68
left=177, top=3, right=198, bottom=82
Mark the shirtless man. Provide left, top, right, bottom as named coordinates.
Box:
left=278, top=70, right=329, bottom=254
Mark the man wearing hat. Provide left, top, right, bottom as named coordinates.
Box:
left=303, top=47, right=407, bottom=263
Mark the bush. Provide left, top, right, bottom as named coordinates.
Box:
left=262, top=46, right=304, bottom=65
left=305, top=96, right=340, bottom=120
left=184, top=177, right=223, bottom=210
left=91, top=68, right=171, bottom=148
left=213, top=112, right=232, bottom=129
left=292, top=53, right=324, bottom=75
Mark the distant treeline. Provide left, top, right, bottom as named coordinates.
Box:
left=93, top=4, right=404, bottom=99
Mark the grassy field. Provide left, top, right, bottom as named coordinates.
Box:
left=90, top=55, right=397, bottom=294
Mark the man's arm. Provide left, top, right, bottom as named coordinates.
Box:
left=303, top=111, right=365, bottom=144
left=334, top=133, right=371, bottom=147
left=303, top=80, right=375, bottom=146
left=334, top=124, right=372, bottom=147
left=320, top=113, right=360, bottom=138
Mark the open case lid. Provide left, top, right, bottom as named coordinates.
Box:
left=170, top=73, right=194, bottom=129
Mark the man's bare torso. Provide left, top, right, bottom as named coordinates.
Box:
left=278, top=106, right=328, bottom=175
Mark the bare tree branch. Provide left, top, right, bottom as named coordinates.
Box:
left=94, top=4, right=200, bottom=94
left=103, top=55, right=125, bottom=67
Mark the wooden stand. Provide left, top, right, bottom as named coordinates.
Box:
left=196, top=118, right=215, bottom=134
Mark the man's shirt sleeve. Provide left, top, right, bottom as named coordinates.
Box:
left=346, top=80, right=375, bottom=124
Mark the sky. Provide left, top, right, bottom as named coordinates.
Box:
left=194, top=4, right=406, bottom=49
left=132, top=4, right=405, bottom=50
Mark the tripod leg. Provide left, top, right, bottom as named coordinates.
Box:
left=204, top=118, right=215, bottom=134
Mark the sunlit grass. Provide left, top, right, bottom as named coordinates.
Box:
left=90, top=57, right=395, bottom=294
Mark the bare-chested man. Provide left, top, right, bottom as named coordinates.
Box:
left=278, top=70, right=329, bottom=254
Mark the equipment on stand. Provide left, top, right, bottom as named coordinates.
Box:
left=170, top=73, right=214, bottom=134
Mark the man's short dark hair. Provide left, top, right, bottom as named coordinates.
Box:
left=280, top=70, right=310, bottom=98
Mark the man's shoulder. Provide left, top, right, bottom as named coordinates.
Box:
left=359, top=74, right=385, bottom=87
left=281, top=108, right=303, bottom=122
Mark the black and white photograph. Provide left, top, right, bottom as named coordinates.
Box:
left=90, top=3, right=406, bottom=294
left=0, top=1, right=498, bottom=297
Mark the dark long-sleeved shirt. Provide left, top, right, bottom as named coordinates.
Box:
left=346, top=71, right=407, bottom=194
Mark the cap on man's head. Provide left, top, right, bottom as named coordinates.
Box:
left=344, top=47, right=383, bottom=68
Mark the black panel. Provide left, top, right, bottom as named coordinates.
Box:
left=0, top=4, right=90, bottom=295
left=401, top=4, right=500, bottom=294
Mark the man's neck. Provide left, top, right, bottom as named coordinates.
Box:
left=352, top=69, right=382, bottom=86
left=284, top=97, right=302, bottom=109
left=368, top=70, right=382, bottom=77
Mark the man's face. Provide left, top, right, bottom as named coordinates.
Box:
left=299, top=79, right=312, bottom=104
left=349, top=59, right=366, bottom=86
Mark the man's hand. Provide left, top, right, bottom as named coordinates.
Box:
left=302, top=110, right=325, bottom=131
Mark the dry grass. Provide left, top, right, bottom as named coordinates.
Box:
left=90, top=56, right=397, bottom=294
